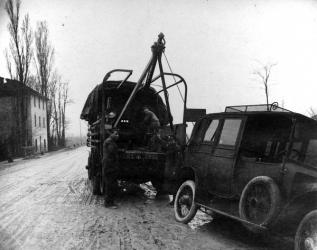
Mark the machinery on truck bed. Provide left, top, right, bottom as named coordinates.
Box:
left=80, top=33, right=205, bottom=195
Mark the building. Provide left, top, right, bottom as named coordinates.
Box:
left=0, top=77, right=48, bottom=160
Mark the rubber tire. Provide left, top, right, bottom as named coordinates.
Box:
left=92, top=174, right=101, bottom=195
left=87, top=154, right=92, bottom=180
left=87, top=167, right=92, bottom=180
left=294, top=210, right=317, bottom=250
left=174, top=180, right=198, bottom=224
left=100, top=168, right=105, bottom=195
left=239, top=176, right=281, bottom=233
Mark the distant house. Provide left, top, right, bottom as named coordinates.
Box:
left=0, top=77, right=48, bottom=161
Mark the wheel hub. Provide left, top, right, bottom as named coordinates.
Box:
left=180, top=194, right=192, bottom=205
left=304, top=237, right=316, bottom=250
left=250, top=197, right=257, bottom=207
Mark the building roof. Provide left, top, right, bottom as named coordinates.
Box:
left=0, top=77, right=47, bottom=100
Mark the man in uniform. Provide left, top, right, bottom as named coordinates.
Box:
left=143, top=106, right=160, bottom=133
left=102, top=130, right=119, bottom=208
left=142, top=106, right=161, bottom=150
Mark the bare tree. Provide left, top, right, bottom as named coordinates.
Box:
left=27, top=74, right=40, bottom=92
left=61, top=81, right=70, bottom=146
left=253, top=62, right=277, bottom=109
left=34, top=21, right=54, bottom=95
left=4, top=0, right=34, bottom=155
left=49, top=71, right=58, bottom=146
left=34, top=21, right=55, bottom=149
left=308, top=108, right=317, bottom=120
left=49, top=72, right=70, bottom=147
left=5, top=0, right=33, bottom=85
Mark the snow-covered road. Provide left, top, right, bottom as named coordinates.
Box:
left=0, top=147, right=292, bottom=250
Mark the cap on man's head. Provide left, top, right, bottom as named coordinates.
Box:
left=107, top=112, right=116, bottom=119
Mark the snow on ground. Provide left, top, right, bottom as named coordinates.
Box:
left=0, top=147, right=292, bottom=250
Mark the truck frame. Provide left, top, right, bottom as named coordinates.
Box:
left=80, top=33, right=205, bottom=195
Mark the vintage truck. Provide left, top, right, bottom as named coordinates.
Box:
left=80, top=33, right=205, bottom=196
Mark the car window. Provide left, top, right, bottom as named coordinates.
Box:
left=289, top=141, right=302, bottom=161
left=304, top=139, right=317, bottom=167
left=192, top=118, right=210, bottom=143
left=203, top=119, right=219, bottom=142
left=219, top=119, right=242, bottom=146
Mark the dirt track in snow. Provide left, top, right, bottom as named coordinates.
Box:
left=0, top=147, right=292, bottom=250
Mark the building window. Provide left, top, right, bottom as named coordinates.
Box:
left=38, top=96, right=40, bottom=107
left=43, top=117, right=45, bottom=128
left=35, top=139, right=38, bottom=152
left=39, top=116, right=41, bottom=127
left=34, top=96, right=36, bottom=107
left=34, top=114, right=36, bottom=127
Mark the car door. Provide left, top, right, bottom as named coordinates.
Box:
left=187, top=117, right=220, bottom=187
left=205, top=117, right=244, bottom=197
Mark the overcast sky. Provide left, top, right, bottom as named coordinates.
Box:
left=1, top=0, right=317, bottom=136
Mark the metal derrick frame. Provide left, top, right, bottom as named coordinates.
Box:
left=99, top=33, right=188, bottom=144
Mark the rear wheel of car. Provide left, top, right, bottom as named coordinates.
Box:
left=239, top=176, right=281, bottom=233
left=294, top=210, right=317, bottom=250
left=174, top=180, right=198, bottom=224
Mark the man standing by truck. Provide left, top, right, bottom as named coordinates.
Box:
left=142, top=106, right=162, bottom=150
left=102, top=130, right=119, bottom=208
left=143, top=106, right=160, bottom=133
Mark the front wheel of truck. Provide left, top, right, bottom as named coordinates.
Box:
left=92, top=174, right=101, bottom=195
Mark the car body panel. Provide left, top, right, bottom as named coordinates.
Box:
left=180, top=107, right=317, bottom=232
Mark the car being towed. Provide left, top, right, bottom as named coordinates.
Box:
left=174, top=104, right=317, bottom=250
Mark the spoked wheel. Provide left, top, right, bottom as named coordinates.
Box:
left=295, top=210, right=317, bottom=250
left=87, top=154, right=92, bottom=180
left=99, top=176, right=104, bottom=195
left=87, top=166, right=92, bottom=180
left=99, top=168, right=106, bottom=195
left=243, top=183, right=272, bottom=223
left=239, top=176, right=281, bottom=233
left=174, top=180, right=198, bottom=224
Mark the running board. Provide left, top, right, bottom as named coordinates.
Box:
left=196, top=202, right=267, bottom=230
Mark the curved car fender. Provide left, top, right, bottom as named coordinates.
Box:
left=281, top=183, right=317, bottom=215
left=175, top=166, right=199, bottom=183
left=175, top=165, right=205, bottom=198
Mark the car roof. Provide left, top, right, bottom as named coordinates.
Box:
left=202, top=111, right=317, bottom=125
